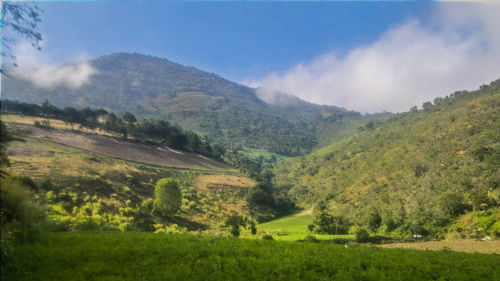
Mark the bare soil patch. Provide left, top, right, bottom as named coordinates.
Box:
left=194, top=174, right=255, bottom=190
left=378, top=240, right=500, bottom=254
left=6, top=122, right=229, bottom=171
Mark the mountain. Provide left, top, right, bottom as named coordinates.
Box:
left=2, top=53, right=385, bottom=155
left=274, top=80, right=500, bottom=238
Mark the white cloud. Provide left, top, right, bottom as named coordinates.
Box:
left=8, top=41, right=96, bottom=89
left=247, top=4, right=500, bottom=113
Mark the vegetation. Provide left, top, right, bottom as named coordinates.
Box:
left=0, top=129, right=253, bottom=231
left=153, top=178, right=183, bottom=217
left=2, top=99, right=222, bottom=159
left=274, top=80, right=500, bottom=239
left=3, top=232, right=499, bottom=281
left=3, top=53, right=388, bottom=156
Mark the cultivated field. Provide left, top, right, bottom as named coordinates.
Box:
left=4, top=118, right=229, bottom=170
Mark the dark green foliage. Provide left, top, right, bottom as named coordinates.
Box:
left=246, top=181, right=295, bottom=223
left=312, top=211, right=350, bottom=235
left=0, top=177, right=47, bottom=243
left=3, top=99, right=108, bottom=130
left=3, top=99, right=224, bottom=159
left=303, top=235, right=320, bottom=243
left=121, top=111, right=137, bottom=124
left=249, top=221, right=257, bottom=235
left=3, top=232, right=500, bottom=281
left=225, top=215, right=247, bottom=237
left=261, top=234, right=274, bottom=240
left=355, top=228, right=370, bottom=243
left=132, top=199, right=155, bottom=232
left=0, top=121, right=16, bottom=176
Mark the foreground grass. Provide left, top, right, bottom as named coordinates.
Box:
left=3, top=232, right=499, bottom=281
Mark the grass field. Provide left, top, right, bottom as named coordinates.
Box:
left=257, top=209, right=352, bottom=241
left=240, top=148, right=290, bottom=161
left=3, top=232, right=499, bottom=281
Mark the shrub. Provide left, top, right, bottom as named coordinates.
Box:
left=33, top=119, right=52, bottom=129
left=152, top=178, right=182, bottom=218
left=355, top=228, right=370, bottom=243
left=262, top=234, right=274, bottom=240
left=0, top=175, right=47, bottom=270
left=303, top=235, right=320, bottom=243
left=313, top=211, right=350, bottom=234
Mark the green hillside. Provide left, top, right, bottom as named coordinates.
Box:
left=2, top=53, right=386, bottom=155
left=1, top=117, right=256, bottom=232
left=274, top=80, right=500, bottom=239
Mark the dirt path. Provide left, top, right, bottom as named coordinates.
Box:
left=7, top=122, right=229, bottom=171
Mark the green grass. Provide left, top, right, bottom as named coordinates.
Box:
left=257, top=210, right=352, bottom=241
left=240, top=148, right=289, bottom=161
left=3, top=232, right=499, bottom=281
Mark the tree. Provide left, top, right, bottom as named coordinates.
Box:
left=2, top=2, right=43, bottom=70
left=0, top=121, right=17, bottom=177
left=62, top=107, right=80, bottom=130
left=225, top=214, right=246, bottom=238
left=152, top=178, right=182, bottom=218
left=422, top=101, right=433, bottom=111
left=122, top=112, right=137, bottom=125
left=132, top=199, right=155, bottom=232
left=355, top=228, right=370, bottom=243
left=313, top=211, right=350, bottom=235
left=249, top=221, right=257, bottom=235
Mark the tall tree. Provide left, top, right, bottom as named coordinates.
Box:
left=152, top=178, right=182, bottom=217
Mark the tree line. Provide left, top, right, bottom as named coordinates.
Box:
left=1, top=99, right=221, bottom=159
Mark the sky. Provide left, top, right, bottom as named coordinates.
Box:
left=3, top=0, right=500, bottom=113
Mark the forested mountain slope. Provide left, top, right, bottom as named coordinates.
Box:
left=275, top=80, right=500, bottom=238
left=2, top=53, right=385, bottom=155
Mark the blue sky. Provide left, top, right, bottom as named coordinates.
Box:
left=4, top=1, right=500, bottom=112
left=22, top=1, right=433, bottom=81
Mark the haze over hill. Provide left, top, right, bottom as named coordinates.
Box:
left=2, top=53, right=387, bottom=155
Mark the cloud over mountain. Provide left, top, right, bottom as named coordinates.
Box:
left=8, top=41, right=96, bottom=90
left=248, top=4, right=500, bottom=113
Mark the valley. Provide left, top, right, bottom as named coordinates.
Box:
left=2, top=50, right=499, bottom=281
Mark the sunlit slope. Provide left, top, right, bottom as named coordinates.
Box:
left=3, top=118, right=256, bottom=229
left=4, top=116, right=228, bottom=170
left=275, top=80, right=500, bottom=237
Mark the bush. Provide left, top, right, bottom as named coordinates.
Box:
left=262, top=234, right=274, bottom=240
left=1, top=176, right=47, bottom=269
left=330, top=238, right=351, bottom=245
left=33, top=119, right=52, bottom=129
left=355, top=228, right=370, bottom=243
left=313, top=211, right=350, bottom=234
left=303, top=235, right=319, bottom=243
left=152, top=178, right=182, bottom=218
